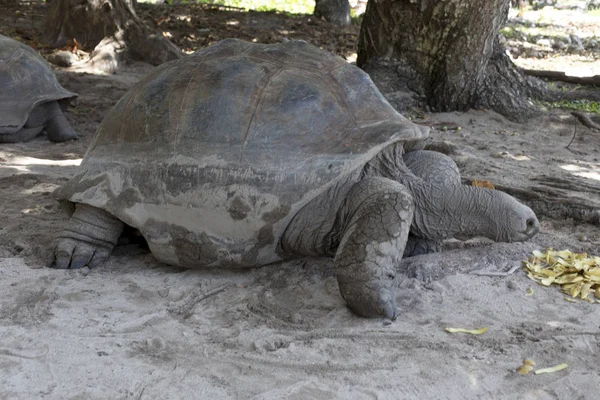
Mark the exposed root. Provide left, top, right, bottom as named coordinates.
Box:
left=523, top=69, right=600, bottom=86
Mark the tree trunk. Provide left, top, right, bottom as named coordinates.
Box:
left=43, top=0, right=182, bottom=73
left=357, top=0, right=545, bottom=120
left=314, top=0, right=351, bottom=26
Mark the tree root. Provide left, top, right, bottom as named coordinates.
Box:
left=571, top=111, right=600, bottom=132
left=475, top=39, right=547, bottom=122
left=463, top=177, right=600, bottom=226
left=522, top=69, right=600, bottom=86
left=44, top=0, right=182, bottom=73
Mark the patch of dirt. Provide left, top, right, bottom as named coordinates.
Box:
left=1, top=1, right=599, bottom=399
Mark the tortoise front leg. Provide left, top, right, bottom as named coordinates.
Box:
left=334, top=177, right=414, bottom=319
left=50, top=204, right=123, bottom=269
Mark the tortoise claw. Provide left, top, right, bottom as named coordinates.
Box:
left=50, top=238, right=76, bottom=269
left=70, top=245, right=94, bottom=269
left=49, top=238, right=111, bottom=270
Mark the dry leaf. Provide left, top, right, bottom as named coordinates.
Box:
left=516, top=359, right=536, bottom=375
left=533, top=363, right=568, bottom=375
left=445, top=327, right=487, bottom=335
left=472, top=179, right=495, bottom=189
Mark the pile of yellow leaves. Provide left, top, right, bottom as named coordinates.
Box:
left=523, top=249, right=600, bottom=303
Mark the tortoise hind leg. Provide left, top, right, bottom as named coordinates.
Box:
left=334, top=177, right=414, bottom=319
left=43, top=101, right=78, bottom=142
left=50, top=204, right=124, bottom=269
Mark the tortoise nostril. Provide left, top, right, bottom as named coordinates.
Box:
left=525, top=217, right=539, bottom=236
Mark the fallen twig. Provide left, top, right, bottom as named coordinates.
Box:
left=566, top=125, right=577, bottom=149
left=469, top=264, right=520, bottom=277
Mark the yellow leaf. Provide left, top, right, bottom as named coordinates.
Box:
left=516, top=358, right=536, bottom=375
left=585, top=267, right=600, bottom=277
left=445, top=327, right=487, bottom=335
left=554, top=274, right=584, bottom=284
left=540, top=276, right=555, bottom=286
left=570, top=282, right=583, bottom=298
left=580, top=283, right=593, bottom=299
left=472, top=180, right=495, bottom=189
left=555, top=250, right=573, bottom=259
left=555, top=258, right=571, bottom=267
left=532, top=250, right=546, bottom=259
left=526, top=287, right=534, bottom=296
left=533, top=363, right=568, bottom=375
left=564, top=297, right=578, bottom=303
left=537, top=268, right=557, bottom=277
left=516, top=364, right=533, bottom=375
left=584, top=274, right=600, bottom=282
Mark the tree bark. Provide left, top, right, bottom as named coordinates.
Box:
left=357, top=0, right=546, bottom=120
left=43, top=0, right=182, bottom=73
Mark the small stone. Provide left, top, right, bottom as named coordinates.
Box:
left=80, top=266, right=90, bottom=276
left=536, top=38, right=552, bottom=47
left=425, top=281, right=446, bottom=293
left=48, top=51, right=78, bottom=68
left=290, top=313, right=303, bottom=324
left=506, top=280, right=517, bottom=291
left=147, top=337, right=166, bottom=351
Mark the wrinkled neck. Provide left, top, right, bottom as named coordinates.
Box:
left=363, top=144, right=503, bottom=241
left=402, top=179, right=499, bottom=240
left=362, top=142, right=408, bottom=180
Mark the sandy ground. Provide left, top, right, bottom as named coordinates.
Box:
left=1, top=3, right=600, bottom=400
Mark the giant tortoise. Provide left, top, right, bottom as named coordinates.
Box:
left=0, top=34, right=78, bottom=142
left=50, top=39, right=540, bottom=318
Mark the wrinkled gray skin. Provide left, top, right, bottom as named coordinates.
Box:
left=402, top=149, right=461, bottom=257
left=51, top=146, right=539, bottom=319
left=49, top=40, right=540, bottom=320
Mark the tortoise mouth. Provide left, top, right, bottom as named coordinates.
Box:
left=510, top=219, right=540, bottom=242
left=523, top=217, right=540, bottom=239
